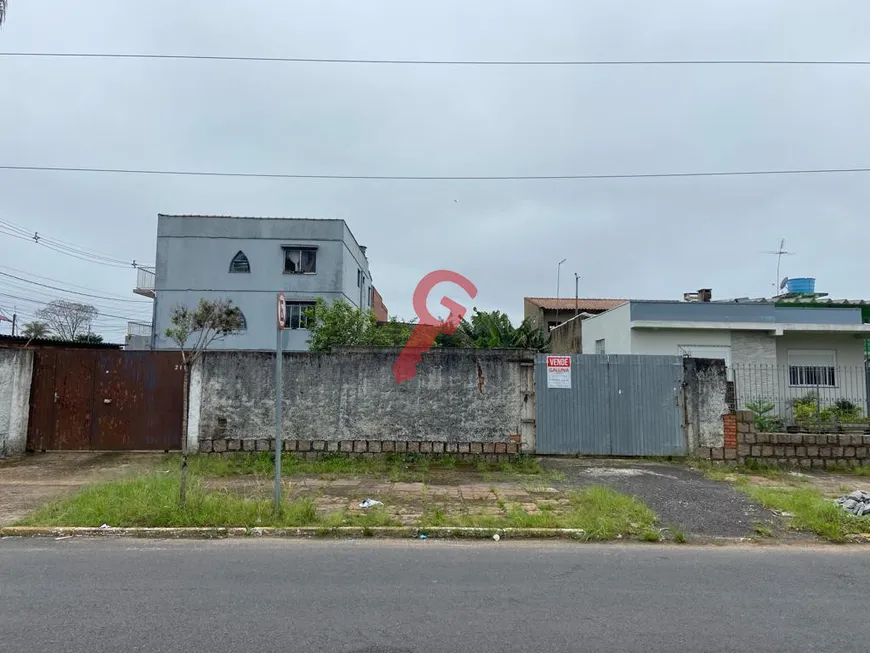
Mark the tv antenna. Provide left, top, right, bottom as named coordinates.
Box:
left=762, top=238, right=794, bottom=294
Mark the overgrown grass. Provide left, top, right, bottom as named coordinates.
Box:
left=182, top=452, right=555, bottom=483
left=15, top=474, right=401, bottom=528
left=420, top=486, right=657, bottom=540
left=741, top=485, right=870, bottom=543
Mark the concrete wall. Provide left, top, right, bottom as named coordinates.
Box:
left=189, top=348, right=536, bottom=453
left=580, top=304, right=632, bottom=354
left=682, top=358, right=728, bottom=452
left=152, top=215, right=372, bottom=351
left=0, top=349, right=33, bottom=457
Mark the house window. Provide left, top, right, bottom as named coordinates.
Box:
left=229, top=251, right=250, bottom=273
left=283, top=247, right=317, bottom=274
left=237, top=310, right=247, bottom=331
left=286, top=301, right=316, bottom=329
left=788, top=349, right=837, bottom=387
left=595, top=339, right=605, bottom=354
left=357, top=269, right=363, bottom=287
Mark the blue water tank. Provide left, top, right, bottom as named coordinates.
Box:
left=786, top=277, right=816, bottom=294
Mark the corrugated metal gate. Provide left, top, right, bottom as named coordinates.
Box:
left=535, top=354, right=685, bottom=456
left=27, top=349, right=184, bottom=451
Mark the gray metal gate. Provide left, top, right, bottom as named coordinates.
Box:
left=535, top=354, right=685, bottom=456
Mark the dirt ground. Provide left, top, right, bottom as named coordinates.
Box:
left=205, top=472, right=563, bottom=526
left=0, top=453, right=170, bottom=525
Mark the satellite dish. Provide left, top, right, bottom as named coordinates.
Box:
left=779, top=277, right=789, bottom=290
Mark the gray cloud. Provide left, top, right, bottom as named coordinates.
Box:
left=1, top=0, right=869, bottom=339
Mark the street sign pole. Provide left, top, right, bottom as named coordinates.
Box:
left=274, top=292, right=286, bottom=513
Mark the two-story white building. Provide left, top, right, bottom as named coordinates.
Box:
left=131, top=214, right=379, bottom=351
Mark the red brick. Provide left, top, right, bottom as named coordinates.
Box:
left=509, top=433, right=522, bottom=442
left=382, top=441, right=395, bottom=453
left=469, top=443, right=482, bottom=454
left=506, top=443, right=518, bottom=455
left=494, top=443, right=507, bottom=454
left=482, top=443, right=496, bottom=453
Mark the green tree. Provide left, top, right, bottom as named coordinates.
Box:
left=165, top=298, right=245, bottom=506
left=305, top=298, right=411, bottom=351
left=74, top=332, right=104, bottom=344
left=0, top=2, right=7, bottom=28
left=437, top=308, right=549, bottom=352
left=21, top=321, right=50, bottom=339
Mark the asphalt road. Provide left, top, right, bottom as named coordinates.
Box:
left=2, top=539, right=868, bottom=653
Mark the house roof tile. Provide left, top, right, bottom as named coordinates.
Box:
left=524, top=297, right=627, bottom=312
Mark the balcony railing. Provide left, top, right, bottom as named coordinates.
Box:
left=127, top=321, right=152, bottom=337
left=134, top=267, right=156, bottom=298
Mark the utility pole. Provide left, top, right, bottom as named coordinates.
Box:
left=274, top=292, right=287, bottom=513
left=11, top=311, right=16, bottom=337
left=574, top=273, right=581, bottom=321
left=556, top=258, right=566, bottom=329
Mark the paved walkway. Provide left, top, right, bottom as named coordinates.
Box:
left=540, top=458, right=785, bottom=539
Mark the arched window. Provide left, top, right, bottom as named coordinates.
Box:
left=229, top=251, right=250, bottom=273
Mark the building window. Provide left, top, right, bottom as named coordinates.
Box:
left=595, top=338, right=605, bottom=355
left=368, top=286, right=374, bottom=305
left=788, top=349, right=837, bottom=387
left=283, top=247, right=317, bottom=274
left=357, top=269, right=363, bottom=287
left=229, top=251, right=250, bottom=273
left=236, top=310, right=247, bottom=331
left=286, top=301, right=316, bottom=330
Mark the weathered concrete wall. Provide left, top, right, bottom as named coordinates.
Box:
left=191, top=348, right=535, bottom=452
left=0, top=349, right=34, bottom=457
left=682, top=358, right=728, bottom=452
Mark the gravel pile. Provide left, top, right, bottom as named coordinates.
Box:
left=835, top=491, right=870, bottom=516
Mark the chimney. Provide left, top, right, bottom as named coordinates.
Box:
left=698, top=288, right=712, bottom=303
left=359, top=245, right=367, bottom=256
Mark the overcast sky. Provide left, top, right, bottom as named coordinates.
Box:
left=2, top=0, right=870, bottom=340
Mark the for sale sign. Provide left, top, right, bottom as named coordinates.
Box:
left=546, top=355, right=571, bottom=389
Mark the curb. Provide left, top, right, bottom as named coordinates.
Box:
left=0, top=526, right=592, bottom=540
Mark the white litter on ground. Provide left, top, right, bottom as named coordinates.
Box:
left=358, top=499, right=384, bottom=509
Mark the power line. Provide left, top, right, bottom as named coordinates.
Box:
left=0, top=264, right=149, bottom=301
left=0, top=218, right=152, bottom=268
left=2, top=163, right=870, bottom=181
left=0, top=293, right=147, bottom=322
left=0, top=270, right=151, bottom=303
left=3, top=52, right=870, bottom=66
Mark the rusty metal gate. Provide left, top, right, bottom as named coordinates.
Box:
left=27, top=349, right=184, bottom=451
left=535, top=354, right=685, bottom=456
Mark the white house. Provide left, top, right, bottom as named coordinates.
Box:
left=581, top=296, right=870, bottom=421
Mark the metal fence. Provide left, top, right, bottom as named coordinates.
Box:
left=535, top=354, right=685, bottom=455
left=732, top=363, right=870, bottom=432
